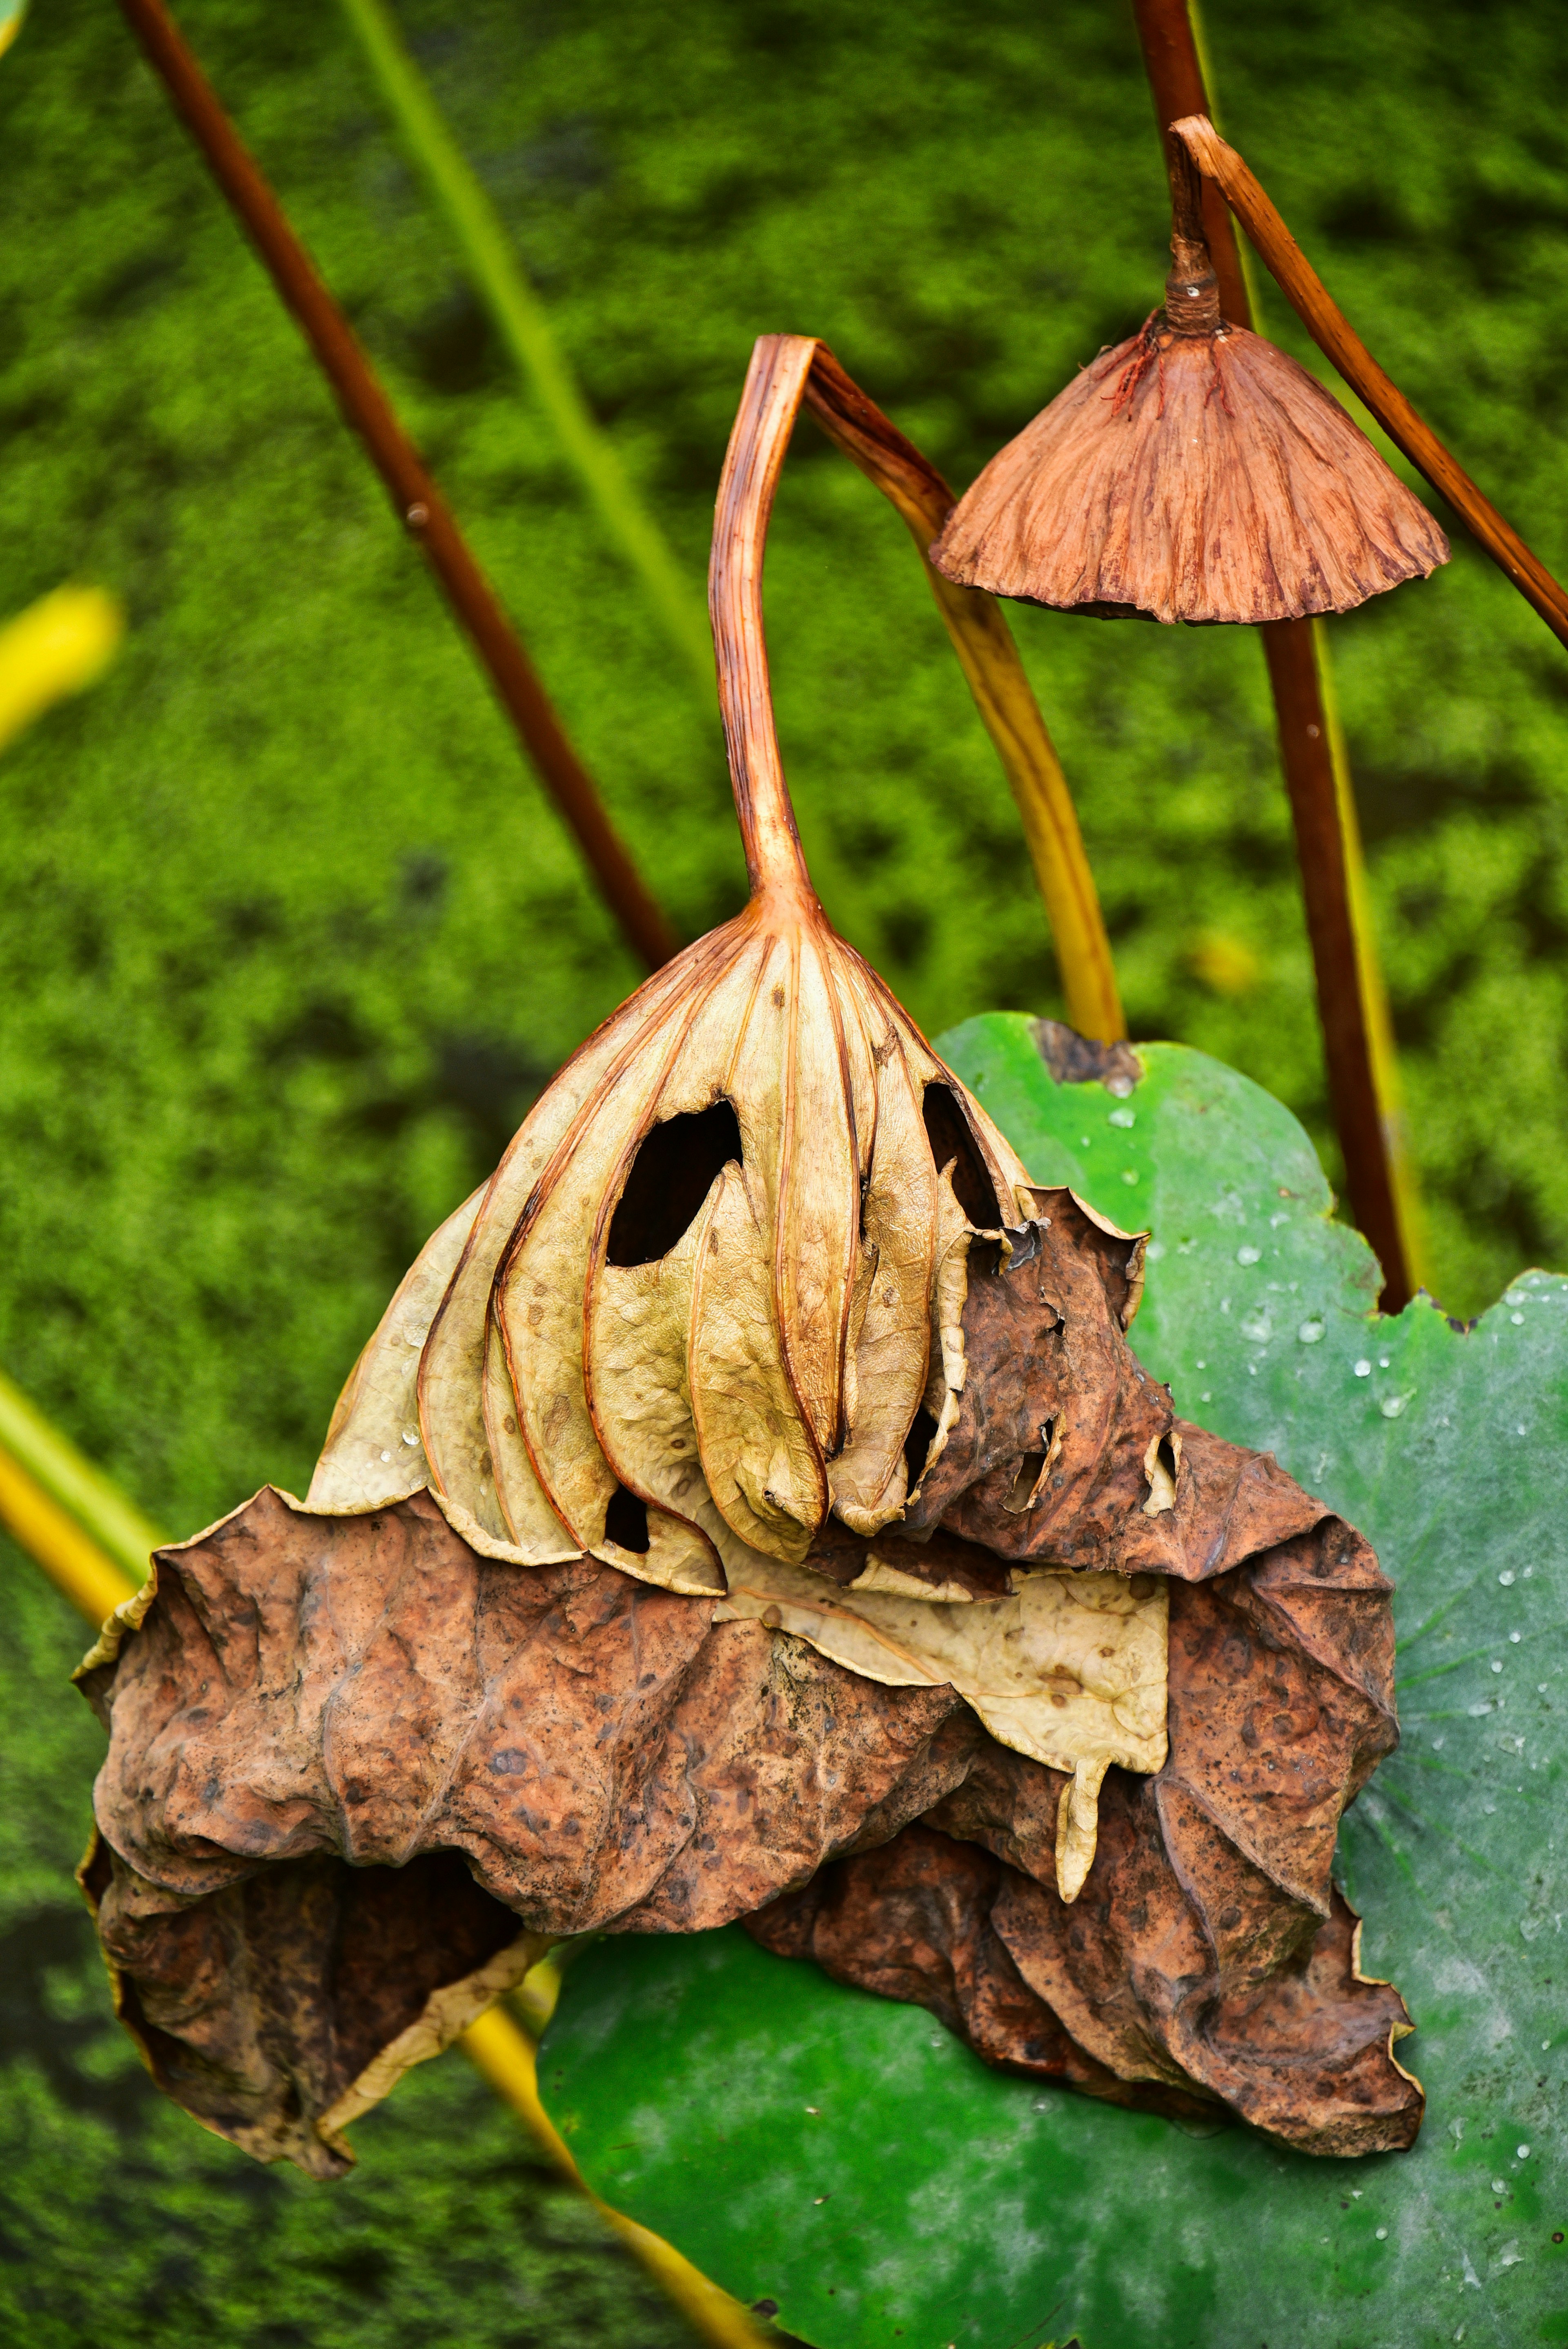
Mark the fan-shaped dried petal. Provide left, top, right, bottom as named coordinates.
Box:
left=410, top=950, right=697, bottom=1558
left=307, top=1183, right=483, bottom=1515
left=584, top=1190, right=727, bottom=1596
left=931, top=325, right=1449, bottom=626
left=493, top=979, right=708, bottom=1565
left=479, top=1310, right=576, bottom=1557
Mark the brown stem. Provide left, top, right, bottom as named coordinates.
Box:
left=709, top=336, right=819, bottom=902
left=1166, top=129, right=1207, bottom=249
left=1131, top=0, right=1412, bottom=1310
left=1262, top=624, right=1408, bottom=1306
left=1173, top=112, right=1568, bottom=654
left=1131, top=0, right=1252, bottom=324
left=115, top=0, right=678, bottom=972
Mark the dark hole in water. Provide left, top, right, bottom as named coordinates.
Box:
left=922, top=1083, right=998, bottom=1227
left=606, top=1099, right=743, bottom=1266
left=604, top=1484, right=650, bottom=1553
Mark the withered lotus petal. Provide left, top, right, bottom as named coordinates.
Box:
left=688, top=1159, right=827, bottom=1560
left=828, top=992, right=938, bottom=1536
left=412, top=950, right=695, bottom=1553
left=307, top=1182, right=484, bottom=1515
left=931, top=324, right=1450, bottom=626
left=479, top=1308, right=577, bottom=1558
left=584, top=1188, right=727, bottom=1597
left=777, top=932, right=864, bottom=1453
left=492, top=979, right=704, bottom=1553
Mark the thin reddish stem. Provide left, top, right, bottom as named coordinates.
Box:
left=115, top=0, right=677, bottom=971
left=709, top=336, right=820, bottom=903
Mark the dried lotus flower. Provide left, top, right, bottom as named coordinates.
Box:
left=79, top=335, right=1421, bottom=2177
left=305, top=337, right=1034, bottom=1592
left=930, top=138, right=1449, bottom=625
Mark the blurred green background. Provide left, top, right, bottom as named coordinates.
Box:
left=3, top=0, right=1566, bottom=2339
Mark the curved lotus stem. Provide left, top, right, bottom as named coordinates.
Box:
left=713, top=334, right=1126, bottom=1041
left=709, top=336, right=819, bottom=903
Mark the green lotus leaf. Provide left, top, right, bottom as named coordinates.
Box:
left=538, top=1021, right=1568, bottom=2349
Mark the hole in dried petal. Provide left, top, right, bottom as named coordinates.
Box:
left=1142, top=1431, right=1180, bottom=1517
left=903, top=1405, right=939, bottom=1490
left=922, top=1084, right=998, bottom=1228
left=1004, top=1454, right=1048, bottom=1514
left=606, top=1099, right=742, bottom=1266
left=603, top=1484, right=650, bottom=1553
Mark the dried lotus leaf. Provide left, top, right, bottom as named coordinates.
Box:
left=716, top=1554, right=1167, bottom=1899
left=688, top=1160, right=826, bottom=1560
left=308, top=1182, right=484, bottom=1514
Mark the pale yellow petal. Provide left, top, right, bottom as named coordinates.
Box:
left=416, top=950, right=701, bottom=1524
left=585, top=1195, right=725, bottom=1597
left=495, top=1000, right=696, bottom=1546
left=829, top=1009, right=937, bottom=1535
left=479, top=1310, right=579, bottom=1560
left=689, top=1161, right=826, bottom=1561
left=307, top=1183, right=484, bottom=1513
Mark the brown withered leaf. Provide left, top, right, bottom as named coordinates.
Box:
left=81, top=334, right=1419, bottom=2176
left=748, top=1514, right=1420, bottom=2157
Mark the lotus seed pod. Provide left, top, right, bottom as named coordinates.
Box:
left=930, top=155, right=1448, bottom=625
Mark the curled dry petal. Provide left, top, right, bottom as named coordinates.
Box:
left=82, top=334, right=1420, bottom=2175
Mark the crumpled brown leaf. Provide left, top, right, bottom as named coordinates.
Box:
left=79, top=333, right=1421, bottom=2176
left=80, top=1215, right=1419, bottom=2168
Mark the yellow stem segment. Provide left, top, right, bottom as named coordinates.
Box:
left=0, top=1370, right=161, bottom=1589
left=462, top=2006, right=774, bottom=2349
left=0, top=1446, right=140, bottom=1626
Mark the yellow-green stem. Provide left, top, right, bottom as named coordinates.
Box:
left=336, top=0, right=713, bottom=698
left=0, top=1369, right=159, bottom=1589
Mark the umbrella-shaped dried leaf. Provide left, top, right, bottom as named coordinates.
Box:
left=930, top=148, right=1448, bottom=625
left=82, top=334, right=1419, bottom=2177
